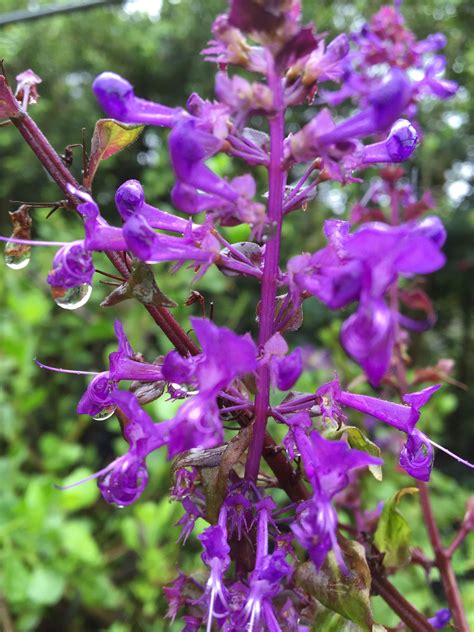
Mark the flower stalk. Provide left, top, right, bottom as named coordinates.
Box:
left=245, top=69, right=286, bottom=482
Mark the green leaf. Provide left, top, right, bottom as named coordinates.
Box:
left=309, top=604, right=388, bottom=632
left=85, top=119, right=144, bottom=187
left=327, top=426, right=383, bottom=481
left=27, top=567, right=65, bottom=605
left=295, top=539, right=374, bottom=631
left=60, top=520, right=103, bottom=565
left=0, top=556, right=30, bottom=603
left=374, top=487, right=419, bottom=569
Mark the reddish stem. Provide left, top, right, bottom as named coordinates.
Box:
left=371, top=574, right=436, bottom=632
left=418, top=482, right=470, bottom=631
left=446, top=525, right=469, bottom=560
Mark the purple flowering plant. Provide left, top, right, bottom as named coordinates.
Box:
left=1, top=0, right=473, bottom=629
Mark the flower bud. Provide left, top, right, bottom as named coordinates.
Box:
left=115, top=179, right=145, bottom=220
left=360, top=119, right=417, bottom=165
left=92, top=72, right=134, bottom=120
left=385, top=119, right=418, bottom=161
left=414, top=215, right=447, bottom=248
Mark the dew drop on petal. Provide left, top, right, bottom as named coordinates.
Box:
left=51, top=283, right=92, bottom=310
left=4, top=244, right=31, bottom=270
left=92, top=405, right=117, bottom=421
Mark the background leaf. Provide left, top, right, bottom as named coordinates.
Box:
left=374, top=487, right=419, bottom=569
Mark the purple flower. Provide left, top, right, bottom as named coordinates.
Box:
left=202, top=14, right=267, bottom=73
left=47, top=241, right=94, bottom=290
left=428, top=608, right=451, bottom=629
left=261, top=333, right=303, bottom=390
left=77, top=321, right=164, bottom=416
left=15, top=68, right=42, bottom=109
left=176, top=496, right=203, bottom=544
left=72, top=187, right=128, bottom=252
left=169, top=118, right=233, bottom=198
left=115, top=179, right=189, bottom=233
left=290, top=425, right=382, bottom=570
left=108, top=320, right=163, bottom=383
left=299, top=34, right=350, bottom=86
left=198, top=508, right=231, bottom=632
left=191, top=317, right=257, bottom=393
left=224, top=493, right=252, bottom=541
left=300, top=429, right=383, bottom=497
left=215, top=72, right=273, bottom=124
left=417, top=56, right=458, bottom=100
left=275, top=25, right=320, bottom=75
left=317, top=69, right=412, bottom=146
left=164, top=318, right=257, bottom=457
left=97, top=389, right=170, bottom=505
left=292, top=496, right=342, bottom=569
left=345, top=217, right=446, bottom=294
left=93, top=72, right=181, bottom=126
left=399, top=429, right=434, bottom=482
left=77, top=372, right=114, bottom=417
left=164, top=573, right=189, bottom=622
left=340, top=297, right=395, bottom=386
left=64, top=390, right=170, bottom=506
left=336, top=383, right=441, bottom=435
left=237, top=500, right=292, bottom=631
left=167, top=395, right=223, bottom=458
left=122, top=212, right=218, bottom=267
left=289, top=216, right=446, bottom=384
left=360, top=119, right=418, bottom=164
left=324, top=379, right=441, bottom=480
left=286, top=220, right=363, bottom=310
left=171, top=466, right=199, bottom=500
left=98, top=454, right=150, bottom=506
left=162, top=351, right=196, bottom=386
left=228, top=0, right=292, bottom=35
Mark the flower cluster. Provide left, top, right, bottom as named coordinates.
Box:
left=2, top=0, right=472, bottom=628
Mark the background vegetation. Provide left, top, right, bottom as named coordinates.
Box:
left=0, top=0, right=473, bottom=629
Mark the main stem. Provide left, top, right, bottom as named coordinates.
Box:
left=245, top=71, right=286, bottom=481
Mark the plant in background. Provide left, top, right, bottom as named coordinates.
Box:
left=1, top=0, right=473, bottom=629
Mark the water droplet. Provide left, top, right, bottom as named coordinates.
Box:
left=4, top=247, right=31, bottom=270
left=92, top=405, right=116, bottom=421
left=51, top=283, right=92, bottom=310
left=5, top=206, right=32, bottom=270
left=169, top=383, right=199, bottom=399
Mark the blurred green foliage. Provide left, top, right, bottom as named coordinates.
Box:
left=0, top=0, right=473, bottom=629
